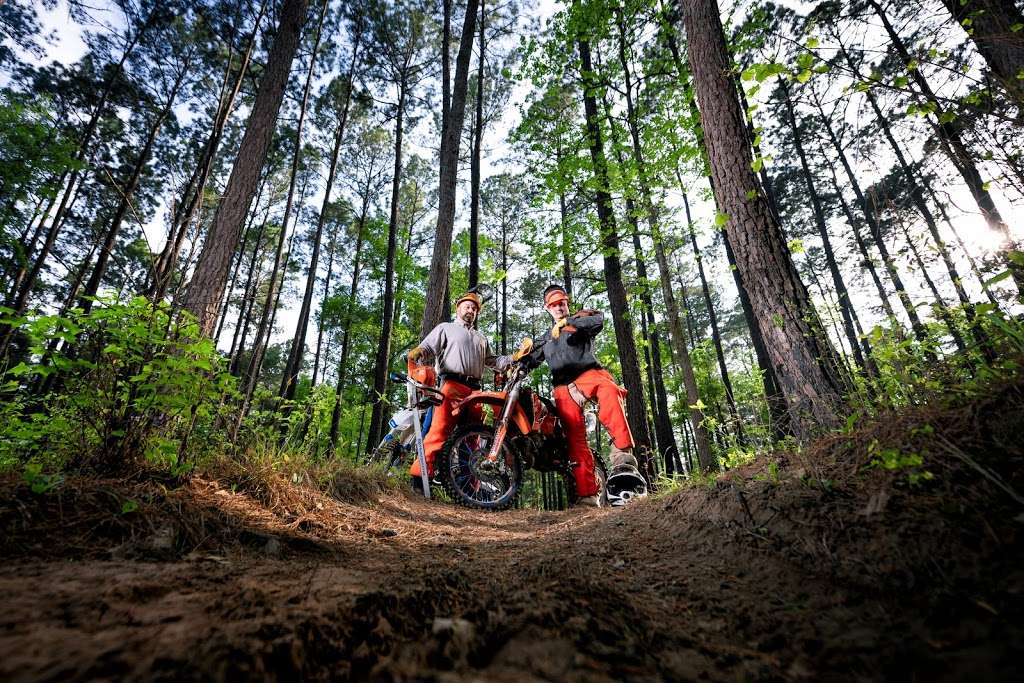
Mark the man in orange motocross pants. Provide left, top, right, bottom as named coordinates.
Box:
left=407, top=291, right=510, bottom=486
left=521, top=284, right=641, bottom=507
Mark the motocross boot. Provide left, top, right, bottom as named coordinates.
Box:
left=609, top=444, right=639, bottom=475
left=606, top=444, right=647, bottom=507
left=574, top=494, right=601, bottom=508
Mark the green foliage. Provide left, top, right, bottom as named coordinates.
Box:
left=867, top=438, right=934, bottom=485
left=0, top=297, right=236, bottom=475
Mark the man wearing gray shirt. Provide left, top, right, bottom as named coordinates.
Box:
left=408, top=291, right=509, bottom=482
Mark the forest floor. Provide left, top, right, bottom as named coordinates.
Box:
left=2, top=381, right=1023, bottom=681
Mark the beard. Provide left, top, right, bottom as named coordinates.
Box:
left=460, top=310, right=476, bottom=325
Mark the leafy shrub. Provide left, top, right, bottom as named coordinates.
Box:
left=0, top=297, right=236, bottom=475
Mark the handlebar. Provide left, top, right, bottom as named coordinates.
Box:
left=389, top=370, right=444, bottom=397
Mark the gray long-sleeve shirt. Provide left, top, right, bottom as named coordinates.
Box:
left=419, top=321, right=510, bottom=379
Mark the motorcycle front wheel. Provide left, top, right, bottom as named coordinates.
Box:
left=437, top=423, right=523, bottom=511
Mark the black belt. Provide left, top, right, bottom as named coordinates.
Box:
left=440, top=373, right=481, bottom=390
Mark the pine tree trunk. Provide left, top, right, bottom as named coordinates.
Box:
left=310, top=221, right=340, bottom=387
left=679, top=186, right=746, bottom=442
left=680, top=0, right=847, bottom=439
left=215, top=178, right=267, bottom=344
left=238, top=7, right=325, bottom=414
left=329, top=191, right=371, bottom=451
left=150, top=0, right=269, bottom=302
left=421, top=0, right=481, bottom=336
left=229, top=207, right=271, bottom=376
left=894, top=214, right=969, bottom=354
left=577, top=37, right=654, bottom=471
left=468, top=0, right=485, bottom=289
left=599, top=70, right=680, bottom=472
left=938, top=0, right=1024, bottom=107
left=366, top=77, right=408, bottom=453
left=183, top=0, right=310, bottom=335
left=441, top=0, right=452, bottom=141
left=281, top=24, right=361, bottom=401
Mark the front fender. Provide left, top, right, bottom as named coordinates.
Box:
left=454, top=392, right=531, bottom=436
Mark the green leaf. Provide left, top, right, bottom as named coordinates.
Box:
left=796, top=69, right=812, bottom=83
left=806, top=37, right=819, bottom=49
left=751, top=157, right=763, bottom=172
left=714, top=211, right=730, bottom=228
left=1011, top=23, right=1024, bottom=32
left=688, top=399, right=707, bottom=411
left=121, top=500, right=139, bottom=514
left=788, top=238, right=805, bottom=254
left=907, top=59, right=919, bottom=71
left=984, top=270, right=1012, bottom=287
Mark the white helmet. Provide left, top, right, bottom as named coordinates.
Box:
left=605, top=469, right=648, bottom=507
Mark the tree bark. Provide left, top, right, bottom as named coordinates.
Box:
left=938, top=0, right=1024, bottom=107
left=680, top=0, right=847, bottom=439
left=183, top=0, right=310, bottom=335
left=421, top=0, right=481, bottom=336
left=150, top=0, right=270, bottom=302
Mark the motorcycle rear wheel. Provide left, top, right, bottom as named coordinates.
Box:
left=437, top=423, right=523, bottom=511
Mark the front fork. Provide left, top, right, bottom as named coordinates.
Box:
left=484, top=385, right=520, bottom=467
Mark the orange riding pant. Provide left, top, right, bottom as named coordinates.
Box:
left=553, top=368, right=634, bottom=497
left=410, top=380, right=483, bottom=478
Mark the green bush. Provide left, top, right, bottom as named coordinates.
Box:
left=0, top=297, right=236, bottom=475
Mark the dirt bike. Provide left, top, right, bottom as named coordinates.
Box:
left=364, top=358, right=444, bottom=497
left=434, top=339, right=608, bottom=511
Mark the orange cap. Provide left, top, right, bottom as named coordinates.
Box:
left=544, top=288, right=569, bottom=307
left=455, top=292, right=482, bottom=311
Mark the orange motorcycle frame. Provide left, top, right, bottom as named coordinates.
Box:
left=452, top=391, right=532, bottom=436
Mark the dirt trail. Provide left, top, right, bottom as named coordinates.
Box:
left=5, top=380, right=1024, bottom=682
left=2, top=455, right=1021, bottom=682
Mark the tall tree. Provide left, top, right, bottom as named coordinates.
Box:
left=421, top=0, right=481, bottom=336
left=183, top=0, right=311, bottom=336
left=577, top=35, right=655, bottom=470
left=680, top=0, right=848, bottom=439
left=364, top=0, right=433, bottom=452
left=281, top=22, right=363, bottom=402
